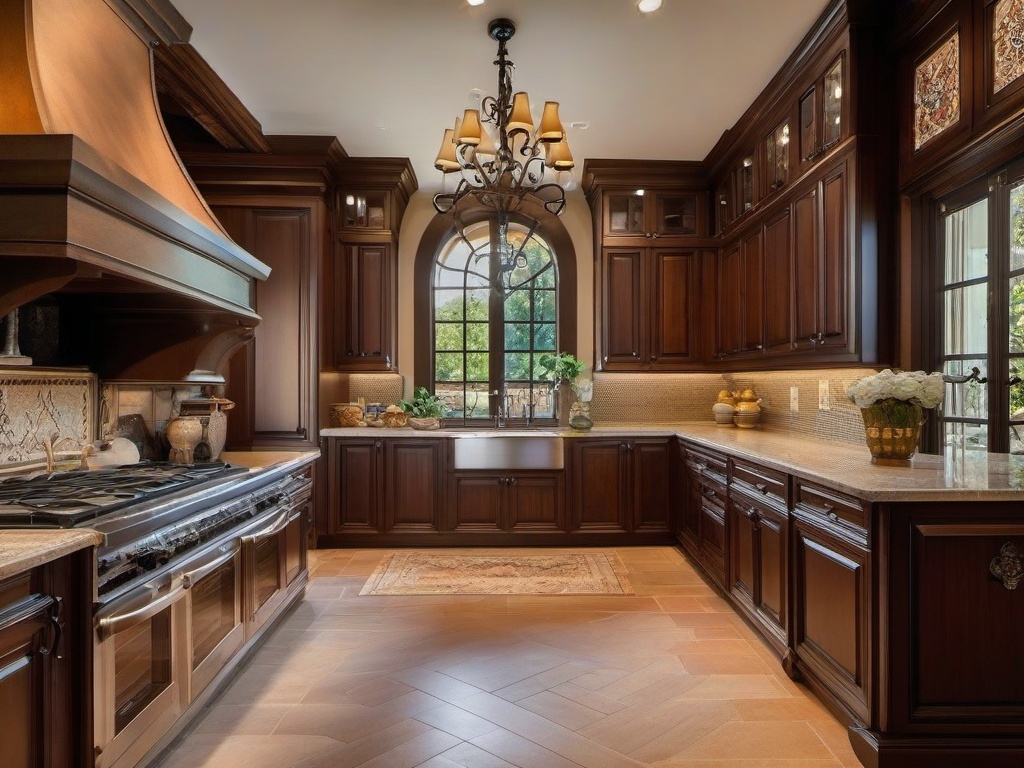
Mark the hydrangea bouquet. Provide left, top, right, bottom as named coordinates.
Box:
left=847, top=369, right=945, bottom=430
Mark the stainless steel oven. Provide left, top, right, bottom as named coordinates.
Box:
left=93, top=570, right=186, bottom=768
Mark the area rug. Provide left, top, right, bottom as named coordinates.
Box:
left=359, top=552, right=634, bottom=596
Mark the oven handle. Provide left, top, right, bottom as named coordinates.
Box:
left=96, top=583, right=185, bottom=641
left=182, top=547, right=238, bottom=589
left=240, top=509, right=293, bottom=545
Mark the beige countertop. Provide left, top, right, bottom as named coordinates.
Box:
left=0, top=529, right=103, bottom=581
left=221, top=449, right=320, bottom=472
left=321, top=423, right=1024, bottom=502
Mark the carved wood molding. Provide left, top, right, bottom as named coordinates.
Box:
left=104, top=0, right=191, bottom=46
left=990, top=542, right=1022, bottom=590
left=154, top=43, right=271, bottom=153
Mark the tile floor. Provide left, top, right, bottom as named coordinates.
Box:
left=155, top=547, right=864, bottom=768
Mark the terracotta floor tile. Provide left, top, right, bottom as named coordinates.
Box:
left=156, top=548, right=864, bottom=768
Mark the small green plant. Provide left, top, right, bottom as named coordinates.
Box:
left=538, top=352, right=585, bottom=388
left=398, top=386, right=448, bottom=418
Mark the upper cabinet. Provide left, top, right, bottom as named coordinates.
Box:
left=584, top=160, right=713, bottom=371
left=704, top=1, right=886, bottom=370
left=329, top=159, right=417, bottom=372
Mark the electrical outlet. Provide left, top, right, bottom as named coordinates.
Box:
left=818, top=379, right=831, bottom=410
left=790, top=386, right=799, bottom=413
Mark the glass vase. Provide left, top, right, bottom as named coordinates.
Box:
left=860, top=399, right=924, bottom=464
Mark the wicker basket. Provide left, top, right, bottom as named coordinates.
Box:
left=329, top=403, right=363, bottom=427
left=380, top=410, right=409, bottom=428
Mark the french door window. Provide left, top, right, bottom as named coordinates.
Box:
left=432, top=219, right=559, bottom=424
left=939, top=164, right=1024, bottom=453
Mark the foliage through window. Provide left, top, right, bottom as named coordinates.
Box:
left=432, top=219, right=559, bottom=423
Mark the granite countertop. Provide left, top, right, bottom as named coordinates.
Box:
left=321, top=423, right=1024, bottom=502
left=0, top=529, right=103, bottom=581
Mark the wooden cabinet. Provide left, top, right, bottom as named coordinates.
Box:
left=797, top=53, right=846, bottom=173
left=716, top=244, right=743, bottom=358
left=327, top=438, right=383, bottom=535
left=0, top=550, right=91, bottom=768
left=601, top=248, right=705, bottom=370
left=571, top=438, right=670, bottom=534
left=449, top=472, right=564, bottom=533
left=763, top=209, right=793, bottom=352
left=214, top=203, right=322, bottom=448
left=679, top=444, right=730, bottom=589
left=603, top=189, right=704, bottom=240
left=383, top=439, right=446, bottom=533
left=333, top=243, right=393, bottom=370
left=792, top=492, right=870, bottom=724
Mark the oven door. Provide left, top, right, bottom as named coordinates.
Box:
left=242, top=505, right=304, bottom=639
left=182, top=542, right=244, bottom=702
left=93, top=575, right=186, bottom=768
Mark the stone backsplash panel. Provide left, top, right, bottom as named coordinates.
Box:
left=0, top=368, right=96, bottom=469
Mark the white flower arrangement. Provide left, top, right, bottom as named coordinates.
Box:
left=846, top=369, right=945, bottom=410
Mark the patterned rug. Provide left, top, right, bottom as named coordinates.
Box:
left=359, top=552, right=634, bottom=596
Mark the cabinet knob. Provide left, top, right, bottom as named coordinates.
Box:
left=651, top=355, right=659, bottom=361
left=632, top=350, right=639, bottom=357
left=360, top=351, right=368, bottom=357
left=652, top=232, right=660, bottom=239
left=346, top=350, right=354, bottom=356
left=645, top=232, right=653, bottom=239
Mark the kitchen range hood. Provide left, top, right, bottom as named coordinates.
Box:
left=0, top=0, right=269, bottom=375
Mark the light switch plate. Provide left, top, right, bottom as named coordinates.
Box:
left=818, top=380, right=831, bottom=410
left=790, top=386, right=799, bottom=413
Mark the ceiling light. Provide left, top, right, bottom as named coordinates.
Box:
left=637, top=0, right=662, bottom=13
left=467, top=0, right=484, bottom=6
left=433, top=18, right=572, bottom=295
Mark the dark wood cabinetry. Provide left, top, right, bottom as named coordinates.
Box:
left=680, top=444, right=730, bottom=590
left=330, top=160, right=415, bottom=372
left=727, top=469, right=789, bottom=657
left=334, top=244, right=392, bottom=369
left=0, top=549, right=92, bottom=768
left=450, top=472, right=564, bottom=533
left=383, top=440, right=446, bottom=533
left=601, top=247, right=705, bottom=370
left=327, top=438, right=383, bottom=534
left=584, top=161, right=712, bottom=372
left=571, top=438, right=670, bottom=534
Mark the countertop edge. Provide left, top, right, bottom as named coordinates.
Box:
left=0, top=529, right=103, bottom=581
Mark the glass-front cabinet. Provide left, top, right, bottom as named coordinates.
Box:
left=603, top=190, right=701, bottom=239
left=798, top=54, right=845, bottom=170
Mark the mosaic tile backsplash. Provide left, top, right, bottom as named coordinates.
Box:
left=0, top=368, right=95, bottom=468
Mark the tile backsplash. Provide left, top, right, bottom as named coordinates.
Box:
left=590, top=368, right=878, bottom=445
left=0, top=368, right=95, bottom=469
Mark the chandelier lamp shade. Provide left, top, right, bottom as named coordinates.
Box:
left=433, top=18, right=573, bottom=235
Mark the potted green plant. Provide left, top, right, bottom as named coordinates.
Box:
left=539, top=352, right=585, bottom=427
left=398, top=386, right=448, bottom=430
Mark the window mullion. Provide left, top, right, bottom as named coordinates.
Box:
left=990, top=173, right=1012, bottom=452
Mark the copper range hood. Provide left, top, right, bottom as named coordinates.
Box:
left=0, top=0, right=269, bottom=377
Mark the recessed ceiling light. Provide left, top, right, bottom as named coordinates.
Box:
left=467, top=0, right=484, bottom=6
left=569, top=121, right=590, bottom=130
left=637, top=0, right=662, bottom=13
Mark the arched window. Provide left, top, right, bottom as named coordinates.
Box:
left=415, top=210, right=577, bottom=426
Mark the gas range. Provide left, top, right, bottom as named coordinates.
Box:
left=0, top=460, right=313, bottom=601
left=0, top=461, right=249, bottom=527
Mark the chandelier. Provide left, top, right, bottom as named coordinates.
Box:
left=432, top=18, right=573, bottom=294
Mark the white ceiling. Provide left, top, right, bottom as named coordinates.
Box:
left=174, top=0, right=832, bottom=189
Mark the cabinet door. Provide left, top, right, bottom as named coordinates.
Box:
left=755, top=504, right=788, bottom=642
left=677, top=462, right=701, bottom=553
left=604, top=192, right=648, bottom=238
left=763, top=209, right=792, bottom=351
left=602, top=249, right=644, bottom=367
left=450, top=474, right=504, bottom=532
left=330, top=439, right=383, bottom=533
left=717, top=244, right=743, bottom=357
left=632, top=440, right=670, bottom=531
left=0, top=603, right=50, bottom=768
left=741, top=230, right=764, bottom=353
left=793, top=515, right=870, bottom=722
left=792, top=186, right=819, bottom=350
left=507, top=474, right=564, bottom=532
left=729, top=500, right=758, bottom=608
left=819, top=164, right=848, bottom=349
left=217, top=205, right=319, bottom=448
left=384, top=440, right=444, bottom=532
left=652, top=192, right=700, bottom=237
left=337, top=244, right=393, bottom=370
left=572, top=440, right=629, bottom=532
left=699, top=500, right=728, bottom=590
left=649, top=250, right=698, bottom=367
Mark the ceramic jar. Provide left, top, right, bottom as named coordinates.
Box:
left=733, top=401, right=762, bottom=428
left=165, top=417, right=203, bottom=464
left=712, top=402, right=735, bottom=426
